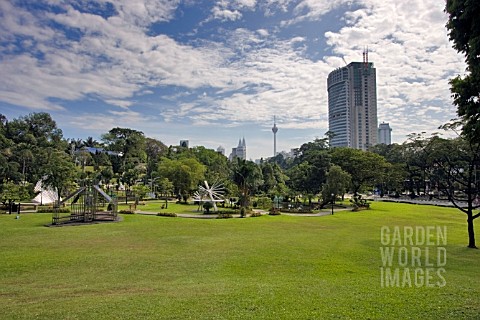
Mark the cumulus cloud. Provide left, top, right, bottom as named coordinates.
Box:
left=324, top=0, right=464, bottom=139
left=0, top=0, right=467, bottom=148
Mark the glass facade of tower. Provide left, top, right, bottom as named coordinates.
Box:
left=327, top=62, right=378, bottom=150
left=327, top=67, right=350, bottom=147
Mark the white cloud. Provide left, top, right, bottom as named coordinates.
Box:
left=0, top=0, right=468, bottom=149
left=323, top=0, right=465, bottom=140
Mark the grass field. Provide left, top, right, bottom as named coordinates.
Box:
left=1, top=202, right=479, bottom=319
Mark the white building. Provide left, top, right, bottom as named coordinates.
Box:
left=327, top=60, right=378, bottom=150
left=229, top=138, right=246, bottom=161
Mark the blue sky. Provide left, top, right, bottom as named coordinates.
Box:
left=0, top=0, right=465, bottom=160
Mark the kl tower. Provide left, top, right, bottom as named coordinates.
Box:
left=272, top=116, right=278, bottom=157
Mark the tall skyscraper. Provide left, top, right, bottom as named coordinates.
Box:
left=378, top=122, right=392, bottom=145
left=272, top=116, right=278, bottom=157
left=327, top=57, right=378, bottom=150
left=229, top=138, right=246, bottom=161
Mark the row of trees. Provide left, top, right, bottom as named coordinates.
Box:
left=0, top=112, right=477, bottom=207
left=0, top=113, right=478, bottom=246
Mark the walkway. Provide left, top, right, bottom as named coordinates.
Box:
left=372, top=196, right=466, bottom=208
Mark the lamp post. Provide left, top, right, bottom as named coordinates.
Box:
left=331, top=193, right=334, bottom=215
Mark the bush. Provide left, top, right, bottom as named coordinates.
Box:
left=256, top=196, right=273, bottom=210
left=350, top=195, right=370, bottom=212
left=37, top=207, right=70, bottom=213
left=119, top=210, right=135, bottom=214
left=157, top=212, right=177, bottom=217
left=217, top=213, right=233, bottom=219
left=268, top=208, right=281, bottom=216
left=203, top=202, right=214, bottom=214
left=250, top=211, right=262, bottom=217
left=280, top=208, right=313, bottom=214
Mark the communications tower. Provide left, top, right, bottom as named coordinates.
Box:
left=272, top=116, right=278, bottom=157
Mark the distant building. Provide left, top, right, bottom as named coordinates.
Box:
left=378, top=122, right=392, bottom=145
left=217, top=146, right=225, bottom=156
left=327, top=58, right=378, bottom=150
left=229, top=138, right=246, bottom=161
left=179, top=140, right=189, bottom=148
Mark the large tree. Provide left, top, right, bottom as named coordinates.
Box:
left=330, top=147, right=388, bottom=195
left=102, top=127, right=146, bottom=173
left=41, top=148, right=78, bottom=204
left=425, top=130, right=480, bottom=248
left=446, top=0, right=480, bottom=142
left=157, top=157, right=206, bottom=200
left=287, top=138, right=331, bottom=196
left=321, top=165, right=351, bottom=208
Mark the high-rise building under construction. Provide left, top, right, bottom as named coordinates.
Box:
left=327, top=56, right=378, bottom=150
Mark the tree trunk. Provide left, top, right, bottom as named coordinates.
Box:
left=467, top=214, right=477, bottom=248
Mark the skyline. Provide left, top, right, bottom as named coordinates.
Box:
left=0, top=1, right=466, bottom=160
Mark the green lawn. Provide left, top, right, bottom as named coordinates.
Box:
left=0, top=202, right=479, bottom=319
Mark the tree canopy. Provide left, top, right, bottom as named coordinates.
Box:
left=446, top=0, right=480, bottom=142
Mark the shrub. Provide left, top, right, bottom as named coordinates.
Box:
left=280, top=208, right=313, bottom=214
left=350, top=195, right=370, bottom=212
left=250, top=211, right=262, bottom=217
left=203, top=202, right=214, bottom=214
left=37, top=207, right=70, bottom=213
left=119, top=210, right=135, bottom=214
left=268, top=208, right=281, bottom=215
left=256, top=196, right=273, bottom=210
left=157, top=212, right=177, bottom=217
left=217, top=213, right=233, bottom=219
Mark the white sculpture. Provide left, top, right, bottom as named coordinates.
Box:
left=193, top=181, right=225, bottom=212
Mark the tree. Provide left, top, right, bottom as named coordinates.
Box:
left=287, top=139, right=331, bottom=196
left=191, top=146, right=230, bottom=183
left=330, top=148, right=388, bottom=195
left=0, top=181, right=30, bottom=214
left=445, top=0, right=480, bottom=142
left=132, top=184, right=150, bottom=205
left=145, top=137, right=167, bottom=178
left=157, top=178, right=174, bottom=198
left=84, top=136, right=100, bottom=148
left=158, top=157, right=206, bottom=201
left=321, top=165, right=351, bottom=208
left=401, top=133, right=436, bottom=197
left=41, top=148, right=78, bottom=204
left=260, top=163, right=276, bottom=194
left=370, top=144, right=408, bottom=196
left=425, top=131, right=480, bottom=248
left=102, top=127, right=146, bottom=173
left=231, top=159, right=263, bottom=208
left=6, top=112, right=64, bottom=148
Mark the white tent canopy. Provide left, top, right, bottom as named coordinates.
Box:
left=32, top=179, right=59, bottom=205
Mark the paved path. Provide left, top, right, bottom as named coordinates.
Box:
left=372, top=197, right=466, bottom=208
